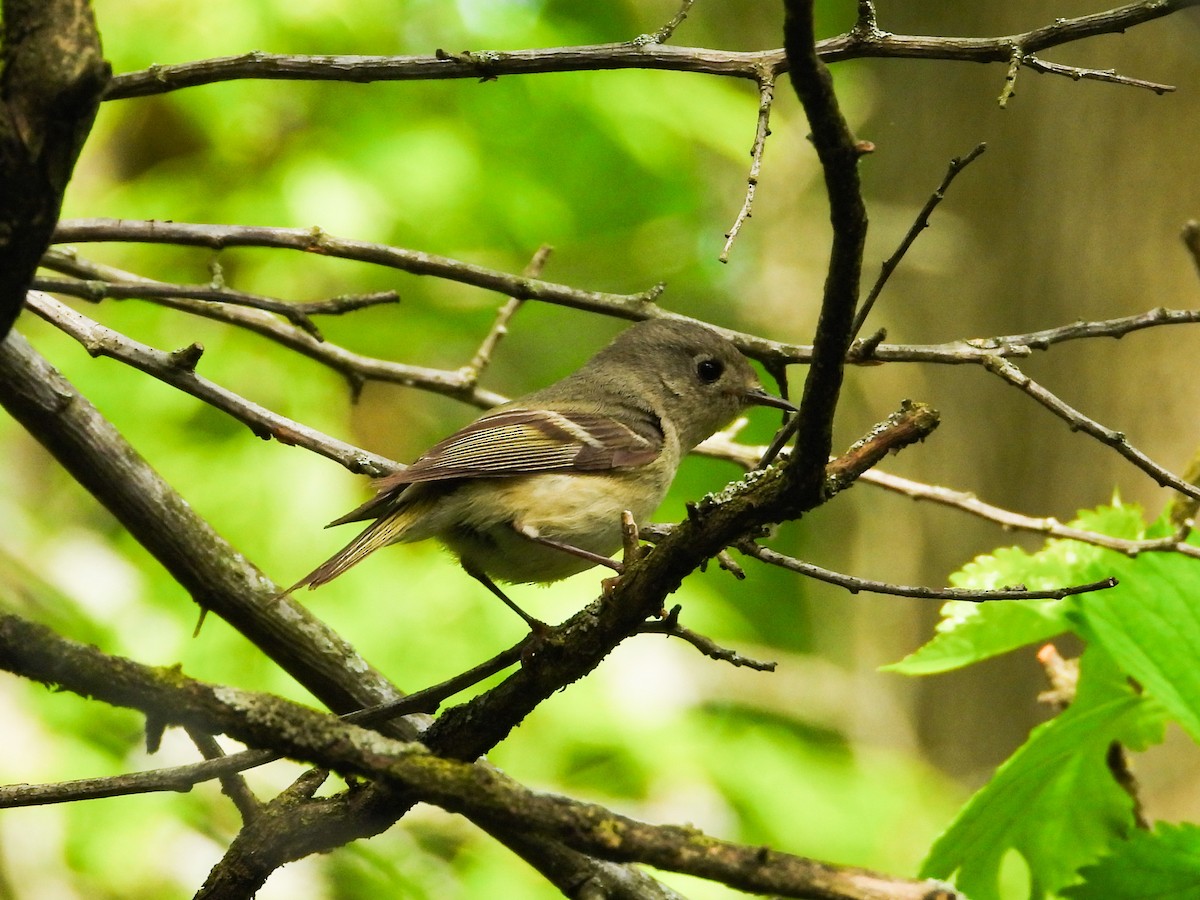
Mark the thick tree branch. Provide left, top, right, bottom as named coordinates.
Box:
left=0, top=612, right=961, bottom=900
left=0, top=0, right=109, bottom=338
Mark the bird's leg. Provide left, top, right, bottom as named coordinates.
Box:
left=462, top=562, right=548, bottom=633
left=512, top=523, right=625, bottom=573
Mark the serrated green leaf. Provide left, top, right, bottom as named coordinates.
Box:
left=883, top=597, right=1072, bottom=675
left=1072, top=550, right=1200, bottom=742
left=921, top=646, right=1166, bottom=900
left=887, top=504, right=1143, bottom=675
left=1062, top=822, right=1200, bottom=899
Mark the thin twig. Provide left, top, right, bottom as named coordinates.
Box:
left=39, top=249, right=507, bottom=407
left=720, top=70, right=776, bottom=263
left=344, top=639, right=527, bottom=727
left=966, top=306, right=1200, bottom=353
left=462, top=244, right=552, bottom=382
left=983, top=355, right=1200, bottom=501
left=52, top=219, right=665, bottom=319
left=1022, top=54, right=1175, bottom=94
left=696, top=432, right=1200, bottom=561
left=24, top=292, right=402, bottom=476
left=32, top=275, right=398, bottom=339
left=642, top=0, right=697, bottom=44
left=999, top=44, right=1026, bottom=108
left=41, top=241, right=1200, bottom=370
left=638, top=605, right=777, bottom=670
left=851, top=143, right=987, bottom=337
left=738, top=540, right=1118, bottom=601
left=185, top=727, right=262, bottom=822
left=0, top=748, right=281, bottom=809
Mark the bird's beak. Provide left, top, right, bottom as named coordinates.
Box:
left=745, top=386, right=797, bottom=413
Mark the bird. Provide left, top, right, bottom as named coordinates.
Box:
left=287, top=318, right=794, bottom=626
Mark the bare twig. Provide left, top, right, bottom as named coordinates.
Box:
left=851, top=143, right=988, bottom=338
left=999, top=44, right=1026, bottom=107
left=24, top=292, right=402, bottom=476
left=461, top=244, right=552, bottom=382
left=0, top=747, right=281, bottom=810
left=1022, top=54, right=1175, bottom=94
left=720, top=70, right=776, bottom=263
left=39, top=248, right=507, bottom=408
left=738, top=541, right=1118, bottom=601
left=641, top=0, right=698, bottom=44
left=868, top=466, right=1200, bottom=559
left=697, top=432, right=1200, bottom=561
left=344, top=640, right=527, bottom=726
left=638, top=606, right=777, bottom=670
left=966, top=307, right=1200, bottom=354
left=52, top=219, right=665, bottom=318
left=184, top=727, right=262, bottom=822
left=41, top=241, right=1200, bottom=370
left=33, top=273, right=398, bottom=339
left=983, top=355, right=1200, bottom=502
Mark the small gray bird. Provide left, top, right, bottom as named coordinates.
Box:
left=289, top=318, right=793, bottom=625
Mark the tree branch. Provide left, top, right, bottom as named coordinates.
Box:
left=779, top=0, right=869, bottom=503
left=0, top=611, right=962, bottom=900
left=0, top=0, right=109, bottom=338
left=851, top=143, right=988, bottom=338
left=52, top=218, right=665, bottom=319
left=983, top=355, right=1200, bottom=501
left=737, top=541, right=1119, bottom=601
left=699, top=433, right=1200, bottom=561
left=98, top=1, right=1199, bottom=101
left=720, top=69, right=776, bottom=263
left=39, top=248, right=508, bottom=407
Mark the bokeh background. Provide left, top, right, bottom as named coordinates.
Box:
left=1, top=1, right=1198, bottom=897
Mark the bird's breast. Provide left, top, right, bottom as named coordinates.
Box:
left=439, top=470, right=669, bottom=584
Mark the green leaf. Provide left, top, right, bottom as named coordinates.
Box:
left=1071, top=548, right=1200, bottom=742
left=882, top=595, right=1072, bottom=675
left=886, top=503, right=1144, bottom=675
left=921, top=646, right=1166, bottom=900
left=1063, top=822, right=1200, bottom=899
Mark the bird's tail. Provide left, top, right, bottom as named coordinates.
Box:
left=283, top=506, right=420, bottom=594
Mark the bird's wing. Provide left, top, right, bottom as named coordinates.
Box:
left=325, top=408, right=662, bottom=527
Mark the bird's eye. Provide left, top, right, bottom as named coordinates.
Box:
left=696, top=358, right=724, bottom=384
